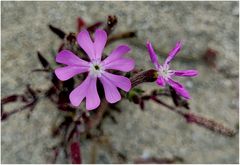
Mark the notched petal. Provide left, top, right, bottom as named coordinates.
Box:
left=99, top=75, right=121, bottom=103
left=94, top=29, right=107, bottom=60
left=69, top=76, right=91, bottom=107
left=103, top=58, right=135, bottom=72
left=77, top=30, right=95, bottom=60
left=85, top=77, right=100, bottom=110
left=55, top=66, right=88, bottom=81
left=56, top=50, right=89, bottom=66
left=102, top=72, right=131, bottom=92
left=102, top=44, right=131, bottom=65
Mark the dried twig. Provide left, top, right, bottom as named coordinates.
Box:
left=107, top=31, right=136, bottom=44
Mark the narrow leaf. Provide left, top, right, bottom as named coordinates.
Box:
left=48, top=24, right=66, bottom=39
left=76, top=17, right=86, bottom=33
left=104, top=15, right=118, bottom=35
left=87, top=22, right=103, bottom=32
left=37, top=51, right=50, bottom=69
left=1, top=95, right=19, bottom=104
left=70, top=142, right=81, bottom=164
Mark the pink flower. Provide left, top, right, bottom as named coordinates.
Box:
left=146, top=41, right=198, bottom=99
left=55, top=29, right=135, bottom=110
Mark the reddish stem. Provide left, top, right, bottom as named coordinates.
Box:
left=151, top=97, right=236, bottom=137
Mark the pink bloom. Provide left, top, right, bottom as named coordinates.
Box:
left=55, top=29, right=135, bottom=110
left=146, top=41, right=198, bottom=99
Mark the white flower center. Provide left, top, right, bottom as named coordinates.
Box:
left=158, top=65, right=173, bottom=80
left=89, top=60, right=104, bottom=77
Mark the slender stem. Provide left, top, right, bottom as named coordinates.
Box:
left=86, top=99, right=109, bottom=130
left=183, top=112, right=236, bottom=137
left=151, top=96, right=236, bottom=137
left=1, top=101, right=37, bottom=120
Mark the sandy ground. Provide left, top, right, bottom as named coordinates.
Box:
left=1, top=1, right=239, bottom=163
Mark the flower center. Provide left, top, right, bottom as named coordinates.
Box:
left=94, top=65, right=100, bottom=70
left=158, top=65, right=173, bottom=80
left=89, top=60, right=104, bottom=77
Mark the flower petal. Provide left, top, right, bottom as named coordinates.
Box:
left=85, top=76, right=100, bottom=110
left=146, top=40, right=160, bottom=69
left=167, top=78, right=190, bottom=99
left=69, top=75, right=91, bottom=107
left=99, top=75, right=121, bottom=103
left=156, top=76, right=166, bottom=86
left=93, top=29, right=107, bottom=60
left=102, top=72, right=131, bottom=92
left=102, top=44, right=131, bottom=65
left=174, top=70, right=198, bottom=77
left=55, top=66, right=88, bottom=81
left=77, top=29, right=95, bottom=60
left=164, top=41, right=182, bottom=66
left=103, top=58, right=135, bottom=72
left=56, top=50, right=89, bottom=66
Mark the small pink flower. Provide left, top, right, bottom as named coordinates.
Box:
left=55, top=29, right=135, bottom=110
left=146, top=41, right=198, bottom=99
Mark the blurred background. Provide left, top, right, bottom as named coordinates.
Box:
left=1, top=1, right=239, bottom=163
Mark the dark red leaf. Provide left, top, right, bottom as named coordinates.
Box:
left=141, top=96, right=151, bottom=100
left=180, top=101, right=190, bottom=110
left=140, top=99, right=145, bottom=110
left=58, top=104, right=76, bottom=112
left=132, top=95, right=140, bottom=104
left=45, top=86, right=57, bottom=97
left=37, top=51, right=50, bottom=69
left=169, top=86, right=180, bottom=106
left=26, top=84, right=36, bottom=98
left=58, top=43, right=65, bottom=53
left=48, top=24, right=66, bottom=39
left=76, top=17, right=86, bottom=33
left=51, top=73, right=61, bottom=88
left=87, top=22, right=103, bottom=32
left=1, top=95, right=19, bottom=104
left=66, top=33, right=76, bottom=43
left=107, top=31, right=136, bottom=44
left=70, top=142, right=81, bottom=164
left=169, top=86, right=189, bottom=109
left=1, top=101, right=37, bottom=121
left=104, top=15, right=118, bottom=35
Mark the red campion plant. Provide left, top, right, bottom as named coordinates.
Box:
left=1, top=15, right=236, bottom=164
